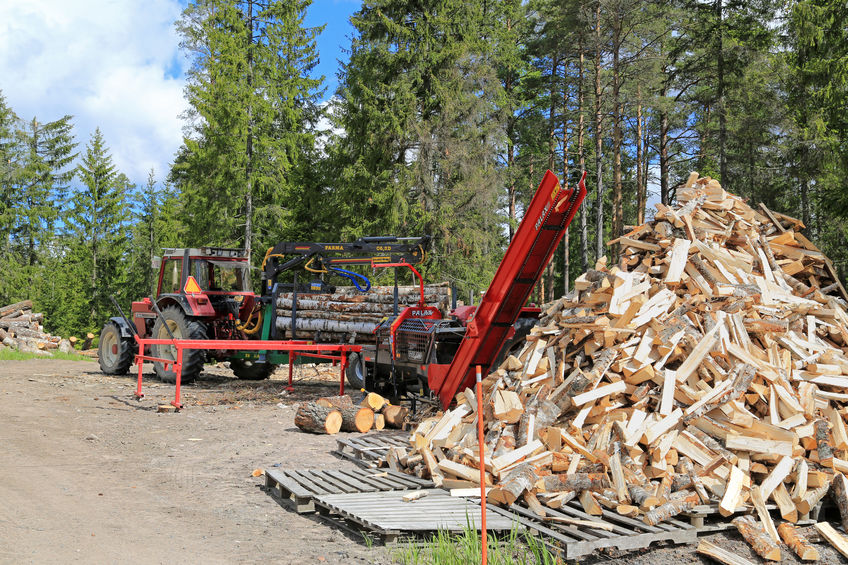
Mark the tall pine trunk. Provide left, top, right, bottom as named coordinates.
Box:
left=578, top=42, right=588, bottom=273
left=593, top=1, right=604, bottom=262
left=546, top=56, right=560, bottom=302
left=611, top=11, right=623, bottom=256
left=245, top=1, right=255, bottom=256
left=715, top=0, right=727, bottom=184
left=562, top=107, right=570, bottom=294
left=636, top=84, right=645, bottom=225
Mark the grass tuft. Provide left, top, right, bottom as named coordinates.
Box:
left=391, top=522, right=559, bottom=565
left=0, top=349, right=93, bottom=362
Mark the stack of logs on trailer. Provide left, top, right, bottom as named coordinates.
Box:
left=275, top=284, right=452, bottom=342
left=392, top=174, right=848, bottom=562
left=0, top=300, right=85, bottom=355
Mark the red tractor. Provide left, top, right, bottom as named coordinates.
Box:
left=97, top=247, right=268, bottom=382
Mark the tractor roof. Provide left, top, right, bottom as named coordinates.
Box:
left=161, top=247, right=249, bottom=260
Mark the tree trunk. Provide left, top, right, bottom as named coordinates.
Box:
left=563, top=103, right=570, bottom=295
left=611, top=9, right=623, bottom=256
left=636, top=84, right=645, bottom=225
left=244, top=0, right=255, bottom=257
left=715, top=0, right=727, bottom=184
left=660, top=103, right=670, bottom=205
left=295, top=403, right=343, bottom=434
left=578, top=40, right=588, bottom=274
left=593, top=1, right=605, bottom=262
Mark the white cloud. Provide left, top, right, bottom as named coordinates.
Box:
left=0, top=0, right=188, bottom=185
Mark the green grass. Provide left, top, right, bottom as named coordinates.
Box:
left=0, top=349, right=93, bottom=362
left=391, top=523, right=559, bottom=565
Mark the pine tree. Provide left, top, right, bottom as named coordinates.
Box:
left=172, top=0, right=323, bottom=259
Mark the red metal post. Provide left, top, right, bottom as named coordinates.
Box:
left=134, top=339, right=145, bottom=400
left=172, top=347, right=184, bottom=409
left=476, top=365, right=488, bottom=565
left=339, top=352, right=347, bottom=396
left=287, top=352, right=295, bottom=392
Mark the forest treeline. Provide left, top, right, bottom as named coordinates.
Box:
left=1, top=0, right=846, bottom=337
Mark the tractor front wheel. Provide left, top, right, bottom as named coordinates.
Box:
left=151, top=306, right=207, bottom=383
left=98, top=321, right=134, bottom=375
left=230, top=359, right=275, bottom=380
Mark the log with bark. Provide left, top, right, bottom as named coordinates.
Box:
left=294, top=403, right=343, bottom=434
left=339, top=406, right=374, bottom=433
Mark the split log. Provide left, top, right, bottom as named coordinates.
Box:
left=696, top=540, right=758, bottom=565
left=797, top=481, right=830, bottom=514
left=731, top=515, right=781, bottom=561
left=383, top=405, right=409, bottom=428
left=294, top=403, right=343, bottom=434
left=777, top=523, right=819, bottom=561
left=628, top=484, right=660, bottom=510
left=815, top=522, right=848, bottom=559
left=339, top=406, right=374, bottom=433
left=374, top=413, right=385, bottom=431
left=316, top=395, right=354, bottom=409
left=816, top=417, right=833, bottom=466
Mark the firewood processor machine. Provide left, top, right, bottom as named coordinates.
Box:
left=257, top=170, right=587, bottom=409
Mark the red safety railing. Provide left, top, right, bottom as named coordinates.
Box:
left=131, top=337, right=361, bottom=409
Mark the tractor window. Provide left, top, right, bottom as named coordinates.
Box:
left=190, top=260, right=249, bottom=292
left=162, top=258, right=182, bottom=293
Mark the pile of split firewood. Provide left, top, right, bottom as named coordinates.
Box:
left=276, top=284, right=452, bottom=343
left=294, top=392, right=409, bottom=435
left=0, top=300, right=85, bottom=355
left=395, top=173, right=848, bottom=561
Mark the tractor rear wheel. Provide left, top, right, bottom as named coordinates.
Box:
left=151, top=306, right=207, bottom=383
left=230, top=359, right=275, bottom=380
left=98, top=321, right=134, bottom=375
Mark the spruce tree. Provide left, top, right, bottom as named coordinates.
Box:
left=330, top=0, right=506, bottom=292
left=60, top=128, right=131, bottom=331
left=172, top=0, right=323, bottom=258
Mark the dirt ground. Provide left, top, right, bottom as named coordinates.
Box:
left=0, top=359, right=845, bottom=564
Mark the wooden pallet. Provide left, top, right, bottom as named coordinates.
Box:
left=333, top=430, right=410, bottom=467
left=683, top=501, right=820, bottom=532
left=313, top=489, right=518, bottom=544
left=484, top=499, right=697, bottom=559
left=264, top=467, right=431, bottom=513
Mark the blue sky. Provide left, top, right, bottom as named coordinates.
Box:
left=0, top=0, right=358, bottom=187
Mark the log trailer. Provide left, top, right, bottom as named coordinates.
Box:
left=98, top=170, right=585, bottom=409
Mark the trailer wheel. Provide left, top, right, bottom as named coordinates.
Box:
left=151, top=306, right=207, bottom=383
left=230, top=359, right=275, bottom=380
left=98, top=321, right=133, bottom=375
left=345, top=352, right=367, bottom=390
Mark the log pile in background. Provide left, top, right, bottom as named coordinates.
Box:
left=395, top=173, right=848, bottom=560
left=0, top=300, right=74, bottom=355
left=294, top=393, right=409, bottom=435
left=275, top=284, right=452, bottom=342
